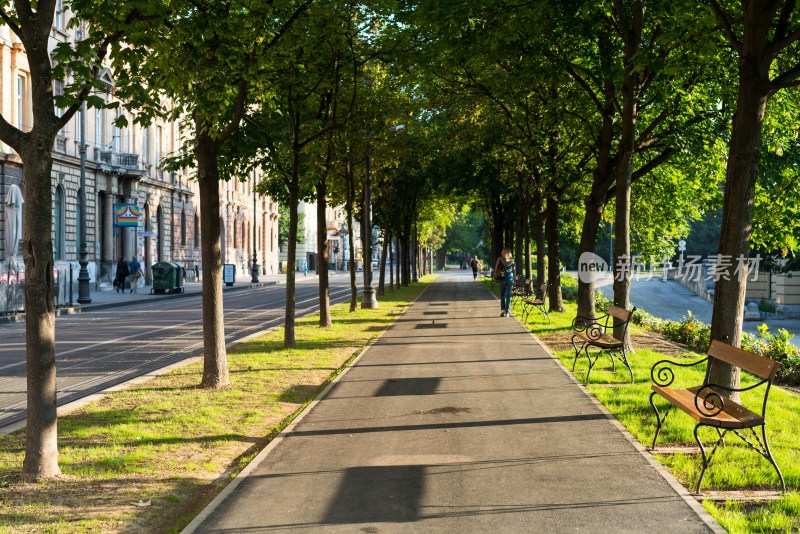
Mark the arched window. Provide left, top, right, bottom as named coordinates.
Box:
left=54, top=185, right=65, bottom=259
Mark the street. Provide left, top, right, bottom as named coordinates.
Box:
left=0, top=276, right=357, bottom=429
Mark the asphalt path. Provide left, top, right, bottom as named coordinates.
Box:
left=0, top=276, right=357, bottom=429
left=188, top=273, right=718, bottom=533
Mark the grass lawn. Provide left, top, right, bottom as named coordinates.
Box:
left=0, top=276, right=434, bottom=534
left=500, top=288, right=800, bottom=533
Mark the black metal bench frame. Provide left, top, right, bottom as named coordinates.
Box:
left=571, top=305, right=636, bottom=384
left=520, top=283, right=549, bottom=324
left=649, top=339, right=785, bottom=493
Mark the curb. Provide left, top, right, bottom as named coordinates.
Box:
left=180, top=280, right=435, bottom=534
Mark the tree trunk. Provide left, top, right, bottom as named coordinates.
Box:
left=546, top=193, right=565, bottom=313
left=524, top=201, right=532, bottom=282
left=576, top=32, right=616, bottom=320
left=378, top=227, right=388, bottom=296
left=21, top=138, right=61, bottom=481
left=196, top=133, right=230, bottom=388
left=316, top=178, right=331, bottom=327
left=388, top=231, right=394, bottom=292
left=402, top=233, right=411, bottom=286
left=284, top=137, right=301, bottom=347
left=534, top=191, right=546, bottom=285
left=345, top=167, right=358, bottom=311
left=489, top=192, right=504, bottom=265
left=514, top=179, right=524, bottom=276
left=611, top=1, right=641, bottom=351
left=710, top=62, right=770, bottom=392
left=576, top=197, right=606, bottom=320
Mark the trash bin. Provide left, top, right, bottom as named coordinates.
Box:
left=151, top=261, right=185, bottom=294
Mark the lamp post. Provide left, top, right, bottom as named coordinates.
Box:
left=251, top=168, right=259, bottom=283
left=77, top=101, right=91, bottom=304
left=361, top=125, right=379, bottom=309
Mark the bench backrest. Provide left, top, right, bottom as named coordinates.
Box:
left=708, top=339, right=780, bottom=381
left=608, top=305, right=633, bottom=323
left=537, top=283, right=547, bottom=297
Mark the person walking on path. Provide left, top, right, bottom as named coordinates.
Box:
left=495, top=248, right=515, bottom=316
left=470, top=255, right=480, bottom=280
left=115, top=257, right=130, bottom=294
left=128, top=256, right=143, bottom=294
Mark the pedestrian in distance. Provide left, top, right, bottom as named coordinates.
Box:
left=115, top=257, right=130, bottom=294
left=128, top=256, right=143, bottom=294
left=470, top=255, right=479, bottom=280
left=494, top=248, right=515, bottom=317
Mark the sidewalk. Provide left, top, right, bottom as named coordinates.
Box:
left=184, top=273, right=721, bottom=533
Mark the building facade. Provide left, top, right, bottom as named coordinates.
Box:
left=0, top=10, right=279, bottom=296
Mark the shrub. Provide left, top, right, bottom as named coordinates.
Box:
left=595, top=291, right=612, bottom=313
left=561, top=276, right=578, bottom=301
left=743, top=324, right=800, bottom=386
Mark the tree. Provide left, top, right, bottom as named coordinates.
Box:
left=278, top=204, right=306, bottom=249
left=82, top=0, right=313, bottom=379
left=707, top=0, right=800, bottom=391
left=0, top=0, right=137, bottom=481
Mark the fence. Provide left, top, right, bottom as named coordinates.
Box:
left=0, top=265, right=76, bottom=316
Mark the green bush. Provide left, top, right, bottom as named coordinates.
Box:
left=743, top=324, right=800, bottom=385
left=561, top=275, right=578, bottom=301
left=595, top=291, right=612, bottom=313
left=627, top=305, right=800, bottom=386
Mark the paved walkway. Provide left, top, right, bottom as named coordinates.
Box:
left=185, top=273, right=720, bottom=533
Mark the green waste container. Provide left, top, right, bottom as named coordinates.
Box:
left=151, top=262, right=185, bottom=294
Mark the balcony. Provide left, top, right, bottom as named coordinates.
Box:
left=95, top=148, right=145, bottom=178
left=55, top=136, right=67, bottom=153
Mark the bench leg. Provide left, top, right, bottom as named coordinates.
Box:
left=536, top=304, right=550, bottom=324
left=694, top=424, right=727, bottom=493
left=618, top=348, right=634, bottom=383
left=694, top=424, right=708, bottom=493
left=584, top=346, right=599, bottom=384
left=649, top=392, right=673, bottom=449
left=761, top=424, right=787, bottom=493
left=571, top=336, right=585, bottom=372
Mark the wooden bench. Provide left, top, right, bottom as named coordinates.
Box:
left=511, top=276, right=532, bottom=301
left=649, top=339, right=785, bottom=493
left=520, top=283, right=549, bottom=324
left=571, top=305, right=636, bottom=384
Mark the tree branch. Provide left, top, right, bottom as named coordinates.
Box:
left=707, top=0, right=742, bottom=52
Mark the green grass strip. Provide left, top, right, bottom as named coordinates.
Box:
left=0, top=276, right=434, bottom=534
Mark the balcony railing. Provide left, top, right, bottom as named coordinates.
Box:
left=95, top=148, right=141, bottom=175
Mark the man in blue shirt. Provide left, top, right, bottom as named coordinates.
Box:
left=128, top=256, right=143, bottom=294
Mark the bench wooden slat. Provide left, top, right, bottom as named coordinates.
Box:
left=574, top=330, right=623, bottom=349
left=608, top=305, right=634, bottom=322
left=652, top=384, right=764, bottom=429
left=708, top=340, right=779, bottom=380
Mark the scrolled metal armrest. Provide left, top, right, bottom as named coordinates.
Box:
left=650, top=356, right=709, bottom=387
left=694, top=384, right=726, bottom=418
left=572, top=316, right=606, bottom=341
left=572, top=315, right=593, bottom=331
